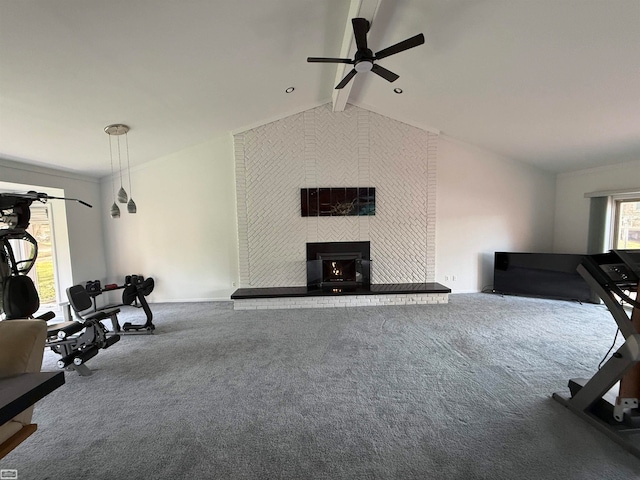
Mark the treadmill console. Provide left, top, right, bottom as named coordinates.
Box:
left=581, top=250, right=639, bottom=288
left=579, top=250, right=640, bottom=309
left=599, top=262, right=638, bottom=285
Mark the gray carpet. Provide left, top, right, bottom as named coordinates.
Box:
left=2, top=294, right=640, bottom=479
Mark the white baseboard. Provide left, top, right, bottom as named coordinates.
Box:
left=151, top=297, right=232, bottom=303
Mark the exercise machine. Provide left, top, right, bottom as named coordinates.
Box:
left=46, top=314, right=120, bottom=376
left=83, top=275, right=155, bottom=333
left=0, top=191, right=120, bottom=376
left=553, top=249, right=640, bottom=458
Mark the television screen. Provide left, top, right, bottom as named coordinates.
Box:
left=493, top=252, right=599, bottom=303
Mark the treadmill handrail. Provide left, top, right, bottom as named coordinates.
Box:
left=578, top=264, right=638, bottom=339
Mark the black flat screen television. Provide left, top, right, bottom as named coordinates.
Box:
left=493, top=252, right=599, bottom=303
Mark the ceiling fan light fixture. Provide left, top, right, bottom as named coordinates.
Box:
left=355, top=60, right=373, bottom=73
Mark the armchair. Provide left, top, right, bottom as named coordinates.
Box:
left=0, top=319, right=62, bottom=459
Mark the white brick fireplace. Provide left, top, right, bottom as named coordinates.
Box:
left=234, top=103, right=438, bottom=289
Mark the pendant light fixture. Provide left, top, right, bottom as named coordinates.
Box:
left=124, top=131, right=137, bottom=213
left=105, top=124, right=137, bottom=217
left=107, top=126, right=120, bottom=218
left=116, top=144, right=128, bottom=204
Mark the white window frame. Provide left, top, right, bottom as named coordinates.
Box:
left=0, top=182, right=73, bottom=307
left=611, top=195, right=640, bottom=250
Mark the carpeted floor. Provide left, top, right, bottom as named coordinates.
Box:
left=2, top=293, right=640, bottom=479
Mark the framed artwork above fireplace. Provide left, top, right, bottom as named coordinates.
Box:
left=300, top=187, right=375, bottom=217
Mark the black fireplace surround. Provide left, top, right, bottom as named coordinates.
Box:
left=307, top=241, right=371, bottom=289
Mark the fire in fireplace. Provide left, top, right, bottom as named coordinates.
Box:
left=307, top=242, right=371, bottom=289
left=325, top=259, right=356, bottom=283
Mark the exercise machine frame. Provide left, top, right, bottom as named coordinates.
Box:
left=84, top=276, right=155, bottom=333
left=1, top=191, right=120, bottom=376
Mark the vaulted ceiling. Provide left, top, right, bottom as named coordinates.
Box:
left=1, top=0, right=639, bottom=178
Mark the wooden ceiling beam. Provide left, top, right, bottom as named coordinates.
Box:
left=331, top=0, right=382, bottom=112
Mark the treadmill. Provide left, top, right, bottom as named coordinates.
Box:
left=553, top=249, right=640, bottom=458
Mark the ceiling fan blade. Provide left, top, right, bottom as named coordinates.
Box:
left=352, top=18, right=369, bottom=51
left=335, top=69, right=357, bottom=89
left=374, top=33, right=425, bottom=60
left=307, top=57, right=353, bottom=64
left=371, top=64, right=399, bottom=83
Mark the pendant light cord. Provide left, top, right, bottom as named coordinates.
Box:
left=109, top=136, right=116, bottom=201
left=117, top=134, right=124, bottom=188
left=125, top=132, right=132, bottom=196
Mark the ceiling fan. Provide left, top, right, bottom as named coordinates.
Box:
left=307, top=18, right=425, bottom=89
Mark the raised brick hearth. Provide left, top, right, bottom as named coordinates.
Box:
left=231, top=283, right=450, bottom=310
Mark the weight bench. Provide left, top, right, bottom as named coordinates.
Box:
left=75, top=279, right=155, bottom=333
left=66, top=284, right=121, bottom=333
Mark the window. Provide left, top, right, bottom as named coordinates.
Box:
left=612, top=198, right=640, bottom=249
left=1, top=181, right=73, bottom=315
left=26, top=204, right=57, bottom=305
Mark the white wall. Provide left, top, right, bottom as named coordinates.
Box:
left=2, top=111, right=564, bottom=302
left=436, top=137, right=556, bottom=293
left=115, top=104, right=554, bottom=298
left=553, top=159, right=640, bottom=254
left=99, top=134, right=239, bottom=303
left=0, top=158, right=106, bottom=293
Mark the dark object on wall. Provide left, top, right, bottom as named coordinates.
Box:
left=493, top=252, right=599, bottom=303
left=307, top=241, right=371, bottom=289
left=301, top=187, right=375, bottom=217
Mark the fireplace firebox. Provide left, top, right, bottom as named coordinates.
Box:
left=307, top=242, right=371, bottom=289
